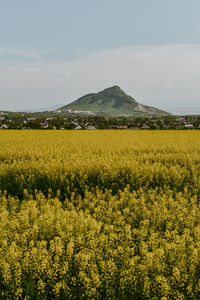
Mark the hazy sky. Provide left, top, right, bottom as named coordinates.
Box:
left=1, top=0, right=200, bottom=113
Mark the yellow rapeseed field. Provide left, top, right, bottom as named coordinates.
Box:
left=0, top=130, right=200, bottom=298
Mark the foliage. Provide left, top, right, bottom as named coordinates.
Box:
left=0, top=130, right=200, bottom=298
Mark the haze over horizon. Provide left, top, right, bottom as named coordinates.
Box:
left=1, top=0, right=200, bottom=115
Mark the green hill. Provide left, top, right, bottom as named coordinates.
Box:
left=60, top=86, right=170, bottom=116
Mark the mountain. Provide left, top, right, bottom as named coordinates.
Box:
left=59, top=86, right=170, bottom=116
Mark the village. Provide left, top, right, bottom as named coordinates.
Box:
left=0, top=111, right=200, bottom=130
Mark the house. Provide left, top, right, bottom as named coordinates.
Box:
left=27, top=117, right=36, bottom=121
left=0, top=124, right=8, bottom=129
left=110, top=125, right=118, bottom=129
left=153, top=124, right=160, bottom=130
left=110, top=125, right=128, bottom=130
left=163, top=125, right=171, bottom=130
left=74, top=125, right=82, bottom=130
left=176, top=125, right=184, bottom=130
left=176, top=117, right=185, bottom=123
left=0, top=117, right=5, bottom=121
left=46, top=117, right=57, bottom=121
left=185, top=124, right=193, bottom=129
left=40, top=123, right=48, bottom=129
left=141, top=124, right=150, bottom=130
left=71, top=121, right=79, bottom=126
left=86, top=125, right=97, bottom=130
left=118, top=125, right=128, bottom=130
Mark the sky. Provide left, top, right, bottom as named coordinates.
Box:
left=1, top=0, right=200, bottom=114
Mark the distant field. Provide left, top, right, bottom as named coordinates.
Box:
left=1, top=130, right=200, bottom=298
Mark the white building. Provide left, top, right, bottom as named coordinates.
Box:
left=0, top=124, right=8, bottom=129
left=185, top=124, right=193, bottom=129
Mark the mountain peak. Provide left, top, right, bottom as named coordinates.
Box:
left=103, top=85, right=121, bottom=91
left=97, top=85, right=129, bottom=98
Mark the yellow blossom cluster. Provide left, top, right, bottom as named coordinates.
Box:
left=0, top=130, right=200, bottom=298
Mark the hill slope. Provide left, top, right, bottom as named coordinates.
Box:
left=60, top=86, right=170, bottom=116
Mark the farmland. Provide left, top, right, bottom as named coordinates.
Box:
left=0, top=130, right=200, bottom=298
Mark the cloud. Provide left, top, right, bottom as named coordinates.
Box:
left=0, top=44, right=200, bottom=114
